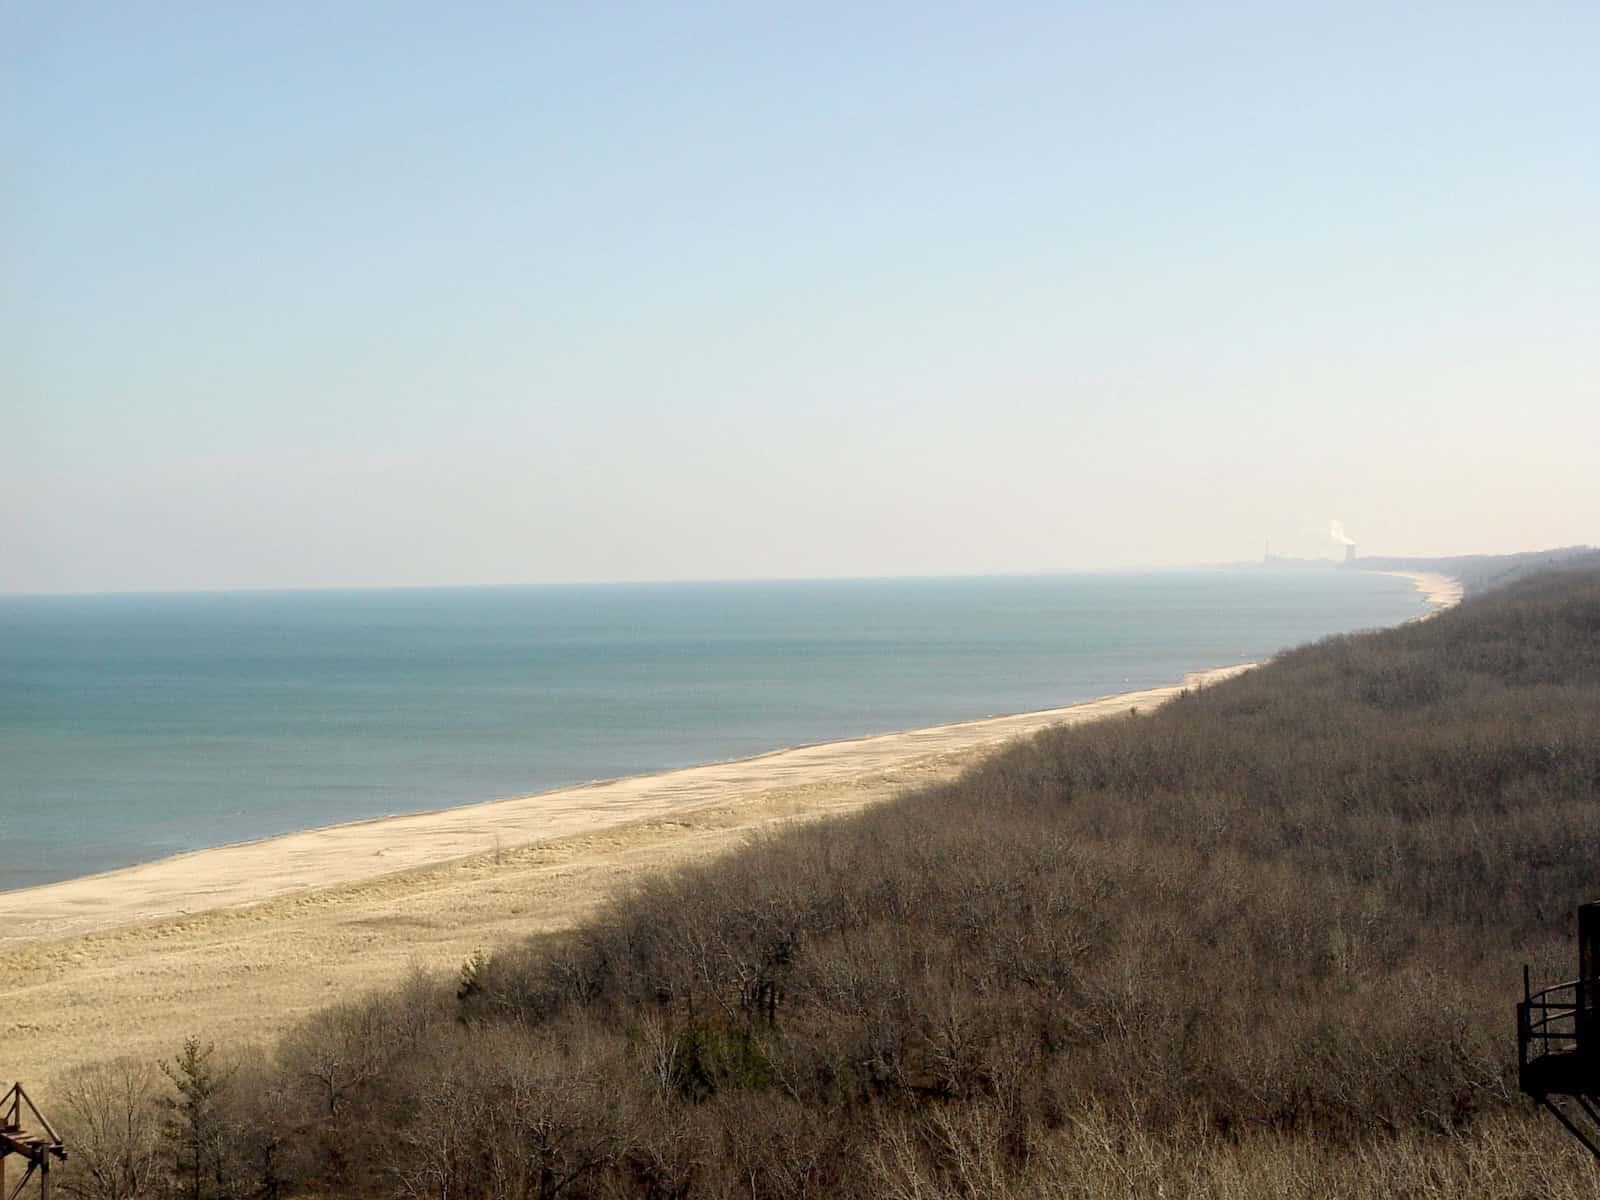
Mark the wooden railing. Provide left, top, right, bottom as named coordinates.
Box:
left=0, top=1083, right=66, bottom=1200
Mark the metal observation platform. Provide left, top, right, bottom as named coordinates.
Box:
left=1519, top=901, right=1600, bottom=1157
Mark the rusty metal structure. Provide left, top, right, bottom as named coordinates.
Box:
left=1519, top=901, right=1600, bottom=1157
left=0, top=1084, right=65, bottom=1200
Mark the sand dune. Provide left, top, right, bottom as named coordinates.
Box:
left=1, top=667, right=1248, bottom=1093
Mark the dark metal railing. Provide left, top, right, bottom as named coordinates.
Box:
left=1517, top=965, right=1600, bottom=1160
left=1517, top=905, right=1600, bottom=1161
left=1518, top=967, right=1582, bottom=1074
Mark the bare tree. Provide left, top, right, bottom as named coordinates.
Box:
left=58, top=1059, right=162, bottom=1200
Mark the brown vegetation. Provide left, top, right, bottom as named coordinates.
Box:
left=54, top=568, right=1600, bottom=1197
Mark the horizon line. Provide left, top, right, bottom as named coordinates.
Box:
left=0, top=559, right=1373, bottom=601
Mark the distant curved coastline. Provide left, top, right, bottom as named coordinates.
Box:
left=0, top=664, right=1252, bottom=946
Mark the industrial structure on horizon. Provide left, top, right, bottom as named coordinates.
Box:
left=1260, top=539, right=1357, bottom=566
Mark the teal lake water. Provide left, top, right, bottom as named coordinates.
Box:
left=0, top=570, right=1423, bottom=891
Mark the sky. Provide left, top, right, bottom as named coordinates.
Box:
left=4, top=1, right=1596, bottom=593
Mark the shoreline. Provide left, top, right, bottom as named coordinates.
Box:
left=1, top=569, right=1464, bottom=944
left=0, top=671, right=1262, bottom=902
left=0, top=662, right=1253, bottom=1094
left=0, top=665, right=1253, bottom=947
left=1382, top=570, right=1465, bottom=614
left=0, top=575, right=1463, bottom=1092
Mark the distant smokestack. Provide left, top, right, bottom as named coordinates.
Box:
left=1329, top=519, right=1357, bottom=558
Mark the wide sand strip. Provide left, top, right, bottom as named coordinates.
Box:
left=0, top=666, right=1263, bottom=946
left=2, top=667, right=1250, bottom=1091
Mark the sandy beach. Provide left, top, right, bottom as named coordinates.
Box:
left=2, top=665, right=1253, bottom=1093
left=0, top=569, right=1464, bottom=1096
left=1384, top=570, right=1466, bottom=614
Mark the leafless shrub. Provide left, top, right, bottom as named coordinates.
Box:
left=57, top=1059, right=162, bottom=1200
left=65, top=567, right=1600, bottom=1196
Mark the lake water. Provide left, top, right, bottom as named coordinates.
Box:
left=0, top=569, right=1422, bottom=890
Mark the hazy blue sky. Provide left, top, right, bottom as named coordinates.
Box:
left=5, top=2, right=1596, bottom=592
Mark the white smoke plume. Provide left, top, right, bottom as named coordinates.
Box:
left=1329, top=519, right=1357, bottom=547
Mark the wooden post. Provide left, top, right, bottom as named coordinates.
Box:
left=0, top=1085, right=66, bottom=1200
